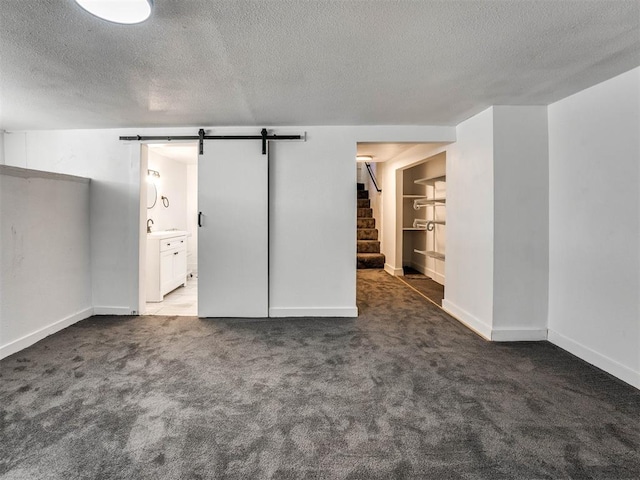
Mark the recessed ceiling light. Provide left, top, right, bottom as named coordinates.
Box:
left=356, top=155, right=374, bottom=162
left=75, top=0, right=153, bottom=25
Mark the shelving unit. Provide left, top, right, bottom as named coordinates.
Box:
left=414, top=175, right=446, bottom=186
left=412, top=173, right=446, bottom=267
left=414, top=250, right=445, bottom=261
left=400, top=153, right=446, bottom=285
left=413, top=198, right=446, bottom=207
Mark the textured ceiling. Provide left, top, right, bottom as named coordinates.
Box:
left=0, top=1, right=638, bottom=130
left=357, top=143, right=422, bottom=162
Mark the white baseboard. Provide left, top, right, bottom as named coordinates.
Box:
left=548, top=329, right=640, bottom=390
left=0, top=307, right=94, bottom=360
left=425, top=267, right=445, bottom=286
left=93, top=306, right=134, bottom=315
left=269, top=307, right=358, bottom=318
left=441, top=299, right=491, bottom=340
left=384, top=264, right=403, bottom=276
left=491, top=328, right=547, bottom=342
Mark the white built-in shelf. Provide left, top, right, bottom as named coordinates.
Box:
left=413, top=198, right=446, bottom=207
left=403, top=227, right=427, bottom=231
left=403, top=194, right=428, bottom=199
left=414, top=175, right=446, bottom=186
left=414, top=249, right=445, bottom=261
left=427, top=251, right=446, bottom=261
left=412, top=219, right=446, bottom=229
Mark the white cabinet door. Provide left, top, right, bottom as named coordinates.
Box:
left=198, top=140, right=268, bottom=317
left=160, top=250, right=174, bottom=295
left=173, top=248, right=187, bottom=286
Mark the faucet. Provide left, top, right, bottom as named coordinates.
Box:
left=147, top=218, right=154, bottom=233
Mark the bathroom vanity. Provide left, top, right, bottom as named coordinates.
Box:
left=146, top=231, right=188, bottom=302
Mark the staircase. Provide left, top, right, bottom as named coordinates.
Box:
left=357, top=183, right=385, bottom=269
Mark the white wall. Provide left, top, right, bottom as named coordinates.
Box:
left=442, top=108, right=495, bottom=338
left=376, top=108, right=549, bottom=342
left=548, top=67, right=640, bottom=389
left=4, top=130, right=141, bottom=315
left=268, top=129, right=356, bottom=316
left=0, top=166, right=92, bottom=358
left=3, top=125, right=455, bottom=320
left=146, top=150, right=188, bottom=232
left=186, top=164, right=198, bottom=274
left=492, top=106, right=549, bottom=340
left=268, top=126, right=453, bottom=316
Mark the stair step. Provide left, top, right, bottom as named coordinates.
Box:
left=357, top=208, right=373, bottom=218
left=357, top=218, right=375, bottom=229
left=357, top=228, right=378, bottom=240
left=357, top=190, right=369, bottom=199
left=357, top=253, right=385, bottom=269
left=357, top=183, right=365, bottom=191
left=357, top=240, right=380, bottom=253
left=357, top=199, right=370, bottom=208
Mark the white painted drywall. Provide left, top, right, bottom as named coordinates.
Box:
left=3, top=130, right=141, bottom=315
left=147, top=150, right=188, bottom=232
left=0, top=132, right=5, bottom=164
left=186, top=164, right=198, bottom=274
left=268, top=127, right=359, bottom=317
left=138, top=145, right=149, bottom=315
left=492, top=106, right=549, bottom=340
left=548, top=67, right=640, bottom=389
left=3, top=126, right=455, bottom=320
left=442, top=108, right=495, bottom=339
left=0, top=166, right=92, bottom=358
left=377, top=108, right=548, bottom=341
left=378, top=160, right=399, bottom=275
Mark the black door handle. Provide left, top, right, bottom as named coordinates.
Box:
left=198, top=211, right=203, bottom=227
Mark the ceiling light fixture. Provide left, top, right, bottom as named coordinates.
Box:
left=356, top=155, right=374, bottom=162
left=75, top=0, right=153, bottom=24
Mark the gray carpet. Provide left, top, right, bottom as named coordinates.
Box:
left=1, top=270, right=639, bottom=479
left=400, top=267, right=445, bottom=306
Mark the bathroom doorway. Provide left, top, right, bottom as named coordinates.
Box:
left=139, top=142, right=199, bottom=316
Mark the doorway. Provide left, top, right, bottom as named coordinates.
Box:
left=140, top=142, right=199, bottom=316
left=397, top=151, right=446, bottom=306
left=355, top=143, right=448, bottom=307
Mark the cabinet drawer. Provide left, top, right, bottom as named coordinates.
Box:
left=160, top=236, right=187, bottom=252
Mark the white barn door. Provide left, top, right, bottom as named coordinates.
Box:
left=198, top=141, right=268, bottom=317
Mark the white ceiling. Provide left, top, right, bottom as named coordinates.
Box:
left=357, top=143, right=423, bottom=162
left=147, top=143, right=198, bottom=164
left=1, top=1, right=638, bottom=130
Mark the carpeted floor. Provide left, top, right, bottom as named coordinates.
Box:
left=400, top=267, right=445, bottom=306
left=1, top=270, right=639, bottom=479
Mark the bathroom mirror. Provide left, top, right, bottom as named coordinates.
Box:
left=147, top=183, right=157, bottom=209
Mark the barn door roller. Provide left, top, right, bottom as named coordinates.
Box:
left=119, top=128, right=304, bottom=155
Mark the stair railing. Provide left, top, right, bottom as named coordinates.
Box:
left=365, top=162, right=382, bottom=193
